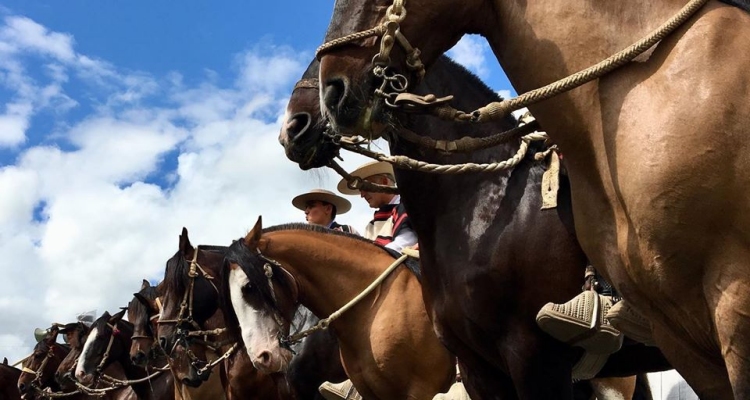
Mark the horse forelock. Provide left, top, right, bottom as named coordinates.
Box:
left=129, top=285, right=158, bottom=331
left=163, top=250, right=189, bottom=305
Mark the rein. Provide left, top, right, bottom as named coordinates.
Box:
left=21, top=344, right=56, bottom=389
left=272, top=252, right=410, bottom=347
left=316, top=0, right=710, bottom=121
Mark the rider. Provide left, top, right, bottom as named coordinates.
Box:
left=318, top=161, right=418, bottom=400
left=292, top=188, right=359, bottom=234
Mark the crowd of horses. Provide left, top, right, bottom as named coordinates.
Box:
left=4, top=0, right=749, bottom=398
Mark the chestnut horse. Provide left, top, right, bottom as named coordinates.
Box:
left=17, top=326, right=69, bottom=398
left=157, top=228, right=347, bottom=399
left=1, top=358, right=21, bottom=400
left=75, top=310, right=173, bottom=400
left=280, top=57, right=667, bottom=398
left=222, top=218, right=456, bottom=400
left=128, top=280, right=225, bottom=400
left=315, top=0, right=750, bottom=397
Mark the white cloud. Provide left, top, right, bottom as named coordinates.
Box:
left=0, top=14, right=378, bottom=366
left=0, top=107, right=29, bottom=146
left=447, top=34, right=490, bottom=79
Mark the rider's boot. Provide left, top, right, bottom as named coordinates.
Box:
left=319, top=380, right=363, bottom=400
left=607, top=299, right=655, bottom=346
left=536, top=290, right=624, bottom=354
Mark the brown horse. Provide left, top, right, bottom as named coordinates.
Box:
left=156, top=229, right=282, bottom=399
left=55, top=321, right=135, bottom=399
left=75, top=310, right=173, bottom=400
left=280, top=57, right=667, bottom=399
left=17, top=326, right=69, bottom=398
left=314, top=0, right=750, bottom=397
left=128, top=280, right=225, bottom=400
left=221, top=218, right=455, bottom=400
left=1, top=358, right=21, bottom=400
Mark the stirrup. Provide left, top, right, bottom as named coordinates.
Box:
left=536, top=291, right=623, bottom=354
left=606, top=300, right=655, bottom=346
left=319, top=380, right=363, bottom=400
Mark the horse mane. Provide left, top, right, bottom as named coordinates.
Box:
left=262, top=223, right=378, bottom=246
left=129, top=285, right=159, bottom=332
left=434, top=56, right=502, bottom=102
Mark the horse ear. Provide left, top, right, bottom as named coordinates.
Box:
left=141, top=279, right=150, bottom=291
left=179, top=227, right=193, bottom=255
left=110, top=309, right=126, bottom=324
left=244, top=216, right=263, bottom=249
left=2, top=357, right=7, bottom=365
left=48, top=325, right=60, bottom=340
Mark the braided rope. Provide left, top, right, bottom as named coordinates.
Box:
left=30, top=385, right=81, bottom=398
left=316, top=26, right=386, bottom=59
left=340, top=132, right=549, bottom=174
left=467, top=0, right=709, bottom=122
left=99, top=368, right=164, bottom=386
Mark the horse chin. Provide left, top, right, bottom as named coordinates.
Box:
left=181, top=376, right=203, bottom=388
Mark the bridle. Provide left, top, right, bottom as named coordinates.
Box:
left=130, top=298, right=162, bottom=344
left=157, top=246, right=234, bottom=377
left=316, top=0, right=425, bottom=108
left=21, top=342, right=58, bottom=390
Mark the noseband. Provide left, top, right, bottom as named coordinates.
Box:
left=316, top=0, right=424, bottom=108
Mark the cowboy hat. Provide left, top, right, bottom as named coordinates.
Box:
left=337, top=161, right=396, bottom=195
left=292, top=189, right=352, bottom=214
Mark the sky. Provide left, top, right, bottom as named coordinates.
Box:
left=0, top=1, right=514, bottom=363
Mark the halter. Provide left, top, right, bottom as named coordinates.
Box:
left=130, top=297, right=163, bottom=342
left=157, top=246, right=234, bottom=377
left=316, top=0, right=425, bottom=107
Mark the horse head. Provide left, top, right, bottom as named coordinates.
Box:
left=278, top=60, right=340, bottom=170
left=222, top=216, right=298, bottom=375
left=157, top=227, right=227, bottom=387
left=127, top=279, right=162, bottom=367
left=55, top=322, right=88, bottom=390
left=18, top=325, right=65, bottom=395
left=317, top=0, right=475, bottom=138
left=74, top=310, right=130, bottom=384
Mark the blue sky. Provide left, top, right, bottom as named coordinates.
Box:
left=0, top=0, right=514, bottom=364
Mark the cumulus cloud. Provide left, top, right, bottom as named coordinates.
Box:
left=447, top=34, right=491, bottom=79
left=0, top=14, right=376, bottom=364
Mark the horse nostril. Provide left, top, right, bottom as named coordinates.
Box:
left=159, top=337, right=167, bottom=349
left=18, top=382, right=26, bottom=393
left=323, top=78, right=347, bottom=115
left=286, top=112, right=312, bottom=142
left=254, top=351, right=272, bottom=369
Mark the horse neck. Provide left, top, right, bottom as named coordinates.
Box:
left=262, top=230, right=397, bottom=321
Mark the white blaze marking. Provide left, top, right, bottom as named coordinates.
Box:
left=75, top=327, right=98, bottom=378
left=228, top=268, right=280, bottom=361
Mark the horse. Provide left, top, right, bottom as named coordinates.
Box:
left=128, top=279, right=226, bottom=400
left=75, top=310, right=173, bottom=400
left=1, top=358, right=21, bottom=400
left=221, top=218, right=457, bottom=400
left=314, top=0, right=750, bottom=397
left=156, top=229, right=283, bottom=399
left=55, top=321, right=136, bottom=399
left=17, top=325, right=69, bottom=398
left=157, top=228, right=347, bottom=399
left=280, top=56, right=668, bottom=399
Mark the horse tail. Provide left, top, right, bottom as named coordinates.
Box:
left=632, top=373, right=653, bottom=400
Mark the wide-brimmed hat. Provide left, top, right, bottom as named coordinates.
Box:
left=292, top=189, right=352, bottom=214
left=337, top=161, right=396, bottom=195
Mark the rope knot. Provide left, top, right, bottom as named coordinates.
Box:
left=264, top=264, right=274, bottom=278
